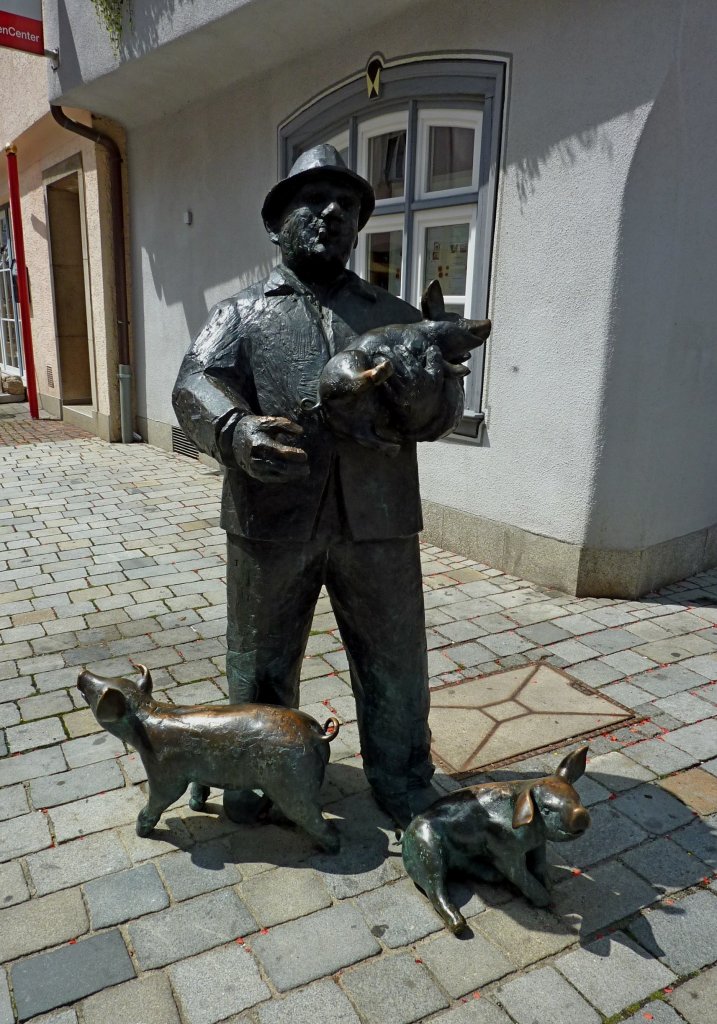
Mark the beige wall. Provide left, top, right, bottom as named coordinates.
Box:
left=0, top=53, right=124, bottom=438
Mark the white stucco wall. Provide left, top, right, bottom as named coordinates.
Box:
left=125, top=0, right=715, bottom=553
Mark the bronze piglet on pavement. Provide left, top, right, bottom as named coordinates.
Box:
left=77, top=666, right=340, bottom=851
left=401, top=746, right=591, bottom=934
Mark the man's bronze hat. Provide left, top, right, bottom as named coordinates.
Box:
left=262, top=144, right=375, bottom=233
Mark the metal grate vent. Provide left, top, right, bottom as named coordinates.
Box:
left=171, top=426, right=199, bottom=460
left=47, top=365, right=54, bottom=389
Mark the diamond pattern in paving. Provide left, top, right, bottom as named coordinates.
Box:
left=429, top=663, right=633, bottom=774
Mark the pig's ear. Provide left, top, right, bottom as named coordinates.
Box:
left=512, top=788, right=535, bottom=829
left=555, top=746, right=588, bottom=784
left=96, top=688, right=127, bottom=725
left=421, top=279, right=445, bottom=320
left=135, top=665, right=153, bottom=696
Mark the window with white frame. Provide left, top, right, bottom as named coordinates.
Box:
left=280, top=57, right=504, bottom=433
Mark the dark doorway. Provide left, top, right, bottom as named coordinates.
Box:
left=46, top=173, right=92, bottom=405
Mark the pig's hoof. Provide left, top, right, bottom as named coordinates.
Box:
left=318, top=822, right=340, bottom=854
left=447, top=912, right=468, bottom=936
left=136, top=816, right=156, bottom=837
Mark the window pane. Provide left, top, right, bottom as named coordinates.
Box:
left=428, top=126, right=474, bottom=192
left=0, top=274, right=10, bottom=320
left=366, top=230, right=402, bottom=296
left=445, top=303, right=465, bottom=317
left=423, top=223, right=469, bottom=295
left=368, top=131, right=406, bottom=199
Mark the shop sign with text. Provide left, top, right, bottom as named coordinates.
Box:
left=0, top=1, right=43, bottom=56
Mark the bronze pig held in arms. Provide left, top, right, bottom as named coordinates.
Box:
left=401, top=746, right=591, bottom=934
left=302, top=278, right=491, bottom=455
left=77, top=666, right=341, bottom=852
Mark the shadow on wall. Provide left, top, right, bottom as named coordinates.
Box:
left=585, top=0, right=717, bottom=553
left=514, top=126, right=614, bottom=206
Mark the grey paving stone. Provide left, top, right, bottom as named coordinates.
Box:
left=668, top=965, right=717, bottom=1024
left=118, top=816, right=194, bottom=863
left=543, top=638, right=598, bottom=663
left=630, top=890, right=717, bottom=973
left=601, top=650, right=658, bottom=675
left=430, top=1001, right=514, bottom=1024
left=157, top=839, right=242, bottom=901
left=11, top=929, right=134, bottom=1022
left=653, top=690, right=715, bottom=724
left=62, top=731, right=125, bottom=768
left=567, top=660, right=624, bottom=686
left=622, top=1001, right=684, bottom=1024
left=307, top=795, right=403, bottom=898
left=473, top=901, right=573, bottom=967
left=17, top=691, right=73, bottom=721
left=128, top=887, right=257, bottom=969
left=84, top=862, right=169, bottom=928
left=585, top=627, right=646, bottom=655
left=340, top=953, right=448, bottom=1024
left=679, top=654, right=717, bottom=679
left=556, top=931, right=675, bottom=1016
left=118, top=751, right=147, bottom=783
left=671, top=814, right=717, bottom=866
left=355, top=877, right=443, bottom=947
left=551, top=860, right=657, bottom=935
left=600, top=682, right=655, bottom=711
left=251, top=903, right=380, bottom=992
left=0, top=678, right=34, bottom=703
left=418, top=925, right=513, bottom=998
left=0, top=810, right=51, bottom=863
left=169, top=943, right=270, bottom=1023
left=0, top=702, right=19, bottom=728
left=613, top=783, right=696, bottom=834
left=630, top=665, right=710, bottom=698
left=561, top=802, right=648, bottom=868
left=623, top=737, right=698, bottom=774
left=667, top=719, right=717, bottom=760
left=30, top=759, right=124, bottom=808
left=239, top=865, right=332, bottom=927
left=15, top=1011, right=77, bottom=1024
left=255, top=979, right=361, bottom=1024
left=81, top=974, right=180, bottom=1024
left=0, top=971, right=11, bottom=1024
left=620, top=834, right=712, bottom=892
left=48, top=785, right=146, bottom=841
left=574, top=773, right=612, bottom=806
left=0, top=745, right=66, bottom=787
left=27, top=830, right=130, bottom=895
left=0, top=782, right=28, bottom=820
left=587, top=750, right=656, bottom=791
left=0, top=886, right=88, bottom=962
left=0, top=858, right=29, bottom=908
left=496, top=965, right=600, bottom=1024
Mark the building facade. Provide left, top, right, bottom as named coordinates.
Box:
left=0, top=46, right=128, bottom=438
left=35, top=0, right=717, bottom=596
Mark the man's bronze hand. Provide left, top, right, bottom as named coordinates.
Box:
left=232, top=415, right=309, bottom=483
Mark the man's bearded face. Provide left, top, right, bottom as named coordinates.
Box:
left=275, top=177, right=362, bottom=280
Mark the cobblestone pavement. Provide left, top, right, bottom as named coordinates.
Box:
left=1, top=410, right=716, bottom=1024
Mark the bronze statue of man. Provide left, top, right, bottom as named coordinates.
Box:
left=172, top=145, right=465, bottom=826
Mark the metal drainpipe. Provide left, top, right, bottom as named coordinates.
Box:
left=50, top=105, right=133, bottom=443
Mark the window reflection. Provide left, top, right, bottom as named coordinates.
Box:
left=368, top=131, right=406, bottom=200
left=428, top=126, right=474, bottom=192
left=423, top=223, right=469, bottom=295
left=367, top=230, right=402, bottom=296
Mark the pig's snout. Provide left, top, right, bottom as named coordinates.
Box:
left=77, top=670, right=103, bottom=705
left=568, top=806, right=590, bottom=834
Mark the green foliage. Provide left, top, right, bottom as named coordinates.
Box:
left=89, top=0, right=132, bottom=53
